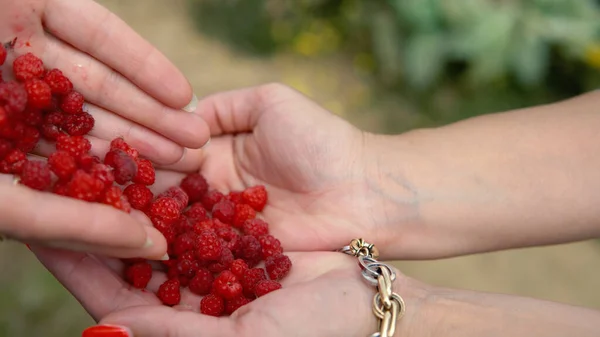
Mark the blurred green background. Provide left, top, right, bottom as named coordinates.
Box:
left=2, top=0, right=600, bottom=336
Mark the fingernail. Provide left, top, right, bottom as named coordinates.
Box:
left=182, top=94, right=198, bottom=113
left=201, top=137, right=211, bottom=149
left=159, top=253, right=170, bottom=261
left=82, top=324, right=132, bottom=337
left=143, top=237, right=154, bottom=249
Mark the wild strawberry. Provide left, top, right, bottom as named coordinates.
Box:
left=254, top=280, right=282, bottom=297
left=200, top=294, right=224, bottom=317
left=19, top=160, right=51, bottom=191
left=24, top=79, right=52, bottom=109
left=48, top=151, right=77, bottom=181
left=60, top=90, right=84, bottom=114
left=156, top=279, right=181, bottom=306
left=43, top=69, right=73, bottom=95
left=242, top=185, right=268, bottom=211
left=132, top=158, right=155, bottom=185
left=265, top=254, right=292, bottom=281
left=180, top=173, right=208, bottom=202
left=123, top=184, right=153, bottom=210
left=124, top=261, right=152, bottom=289
left=232, top=203, right=256, bottom=228
left=12, top=53, right=44, bottom=81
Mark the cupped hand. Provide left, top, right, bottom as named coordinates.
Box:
left=32, top=245, right=424, bottom=337
left=149, top=83, right=408, bottom=258
left=0, top=0, right=210, bottom=165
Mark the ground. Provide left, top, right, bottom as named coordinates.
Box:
left=1, top=1, right=599, bottom=336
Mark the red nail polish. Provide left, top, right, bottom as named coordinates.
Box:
left=82, top=325, right=131, bottom=337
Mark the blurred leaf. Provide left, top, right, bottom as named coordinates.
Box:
left=509, top=25, right=549, bottom=87
left=371, top=9, right=403, bottom=83
left=403, top=33, right=445, bottom=90
left=391, top=0, right=440, bottom=31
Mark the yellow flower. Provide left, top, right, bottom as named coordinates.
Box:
left=584, top=43, right=600, bottom=69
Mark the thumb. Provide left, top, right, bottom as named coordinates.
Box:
left=82, top=306, right=236, bottom=337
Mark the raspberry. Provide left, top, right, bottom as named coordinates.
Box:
left=242, top=218, right=269, bottom=237
left=124, top=262, right=152, bottom=289
left=0, top=139, right=12, bottom=160
left=152, top=218, right=177, bottom=244
left=183, top=202, right=208, bottom=222
left=200, top=293, right=224, bottom=317
left=236, top=235, right=262, bottom=267
left=132, top=158, right=155, bottom=185
left=56, top=134, right=91, bottom=159
left=258, top=234, right=283, bottom=259
left=265, top=254, right=292, bottom=281
left=201, top=190, right=224, bottom=210
left=158, top=186, right=189, bottom=211
left=24, top=79, right=52, bottom=109
left=66, top=170, right=104, bottom=202
left=0, top=44, right=6, bottom=66
left=226, top=191, right=243, bottom=204
left=0, top=81, right=28, bottom=114
left=213, top=270, right=243, bottom=300
left=179, top=173, right=208, bottom=202
left=212, top=199, right=235, bottom=224
left=15, top=126, right=40, bottom=152
left=189, top=268, right=214, bottom=296
left=208, top=247, right=234, bottom=274
left=156, top=279, right=181, bottom=306
left=20, top=108, right=43, bottom=126
left=104, top=149, right=137, bottom=185
left=232, top=203, right=256, bottom=228
left=100, top=185, right=131, bottom=212
left=0, top=107, right=8, bottom=128
left=48, top=151, right=77, bottom=181
left=241, top=268, right=267, bottom=298
left=230, top=259, right=248, bottom=279
left=40, top=123, right=61, bottom=140
left=193, top=219, right=214, bottom=233
left=2, top=149, right=27, bottom=174
left=19, top=160, right=51, bottom=191
left=52, top=180, right=69, bottom=196
left=77, top=154, right=101, bottom=171
left=149, top=197, right=181, bottom=225
left=196, top=230, right=223, bottom=261
left=173, top=232, right=198, bottom=255
left=241, top=185, right=268, bottom=211
left=254, top=280, right=282, bottom=297
left=13, top=53, right=44, bottom=81
left=175, top=256, right=200, bottom=279
left=60, top=90, right=84, bottom=114
left=44, top=110, right=65, bottom=126
left=123, top=184, right=153, bottom=210
left=109, top=137, right=138, bottom=158
left=43, top=69, right=73, bottom=95
left=224, top=296, right=252, bottom=315
left=88, top=163, right=115, bottom=189
left=62, top=111, right=95, bottom=136
left=174, top=215, right=193, bottom=234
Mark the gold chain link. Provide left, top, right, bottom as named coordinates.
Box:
left=339, top=238, right=405, bottom=337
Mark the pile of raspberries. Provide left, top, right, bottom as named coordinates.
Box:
left=0, top=43, right=292, bottom=317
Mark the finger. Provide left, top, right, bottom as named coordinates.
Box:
left=31, top=246, right=159, bottom=321
left=39, top=33, right=210, bottom=149
left=43, top=0, right=195, bottom=111
left=0, top=176, right=167, bottom=259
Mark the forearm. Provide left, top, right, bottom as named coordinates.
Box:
left=403, top=286, right=600, bottom=337
left=366, top=90, right=600, bottom=258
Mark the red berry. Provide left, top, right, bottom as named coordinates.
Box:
left=265, top=254, right=292, bottom=281
left=229, top=259, right=248, bottom=279
left=200, top=294, right=224, bottom=317
left=0, top=139, right=12, bottom=160
left=242, top=218, right=269, bottom=237
left=232, top=203, right=256, bottom=228
left=123, top=184, right=153, bottom=210
left=62, top=111, right=95, bottom=136
left=152, top=218, right=177, bottom=244
left=44, top=110, right=65, bottom=126
left=100, top=185, right=131, bottom=212
left=241, top=185, right=268, bottom=211
left=196, top=230, right=223, bottom=261
left=213, top=270, right=243, bottom=300
left=15, top=126, right=40, bottom=152
left=183, top=202, right=208, bottom=222
left=104, top=149, right=137, bottom=185
left=236, top=235, right=262, bottom=267
left=158, top=186, right=189, bottom=211
left=48, top=151, right=77, bottom=181
left=109, top=137, right=138, bottom=158
left=56, top=134, right=91, bottom=159
left=208, top=247, right=234, bottom=274
left=193, top=219, right=214, bottom=234
left=60, top=90, right=85, bottom=114
left=2, top=149, right=27, bottom=174
left=132, top=158, right=155, bottom=185
left=20, top=108, right=43, bottom=126
left=156, top=279, right=181, bottom=306
left=66, top=169, right=104, bottom=202
left=179, top=173, right=208, bottom=202
left=241, top=268, right=267, bottom=298
left=19, top=160, right=51, bottom=191
left=88, top=163, right=115, bottom=189
left=0, top=44, right=6, bottom=66
left=201, top=190, right=224, bottom=210
left=172, top=232, right=198, bottom=255
left=224, top=296, right=252, bottom=315
left=189, top=268, right=214, bottom=296
left=13, top=53, right=44, bottom=81
left=174, top=215, right=193, bottom=234
left=226, top=191, right=243, bottom=204
left=254, top=279, right=282, bottom=297
left=40, top=123, right=61, bottom=140
left=77, top=154, right=101, bottom=171
left=258, top=234, right=283, bottom=259
left=124, top=262, right=152, bottom=289
left=149, top=197, right=181, bottom=225
left=0, top=81, right=28, bottom=114
left=24, top=79, right=52, bottom=109
left=212, top=199, right=235, bottom=224
left=175, top=256, right=200, bottom=279
left=43, top=69, right=73, bottom=95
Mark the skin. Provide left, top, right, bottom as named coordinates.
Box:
left=0, top=0, right=212, bottom=259
left=35, top=84, right=600, bottom=335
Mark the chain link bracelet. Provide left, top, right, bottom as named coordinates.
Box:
left=339, top=238, right=406, bottom=337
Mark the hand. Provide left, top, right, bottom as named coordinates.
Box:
left=0, top=0, right=210, bottom=165
left=152, top=83, right=409, bottom=259
left=32, top=245, right=426, bottom=336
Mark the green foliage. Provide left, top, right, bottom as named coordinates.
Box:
left=187, top=0, right=600, bottom=129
